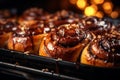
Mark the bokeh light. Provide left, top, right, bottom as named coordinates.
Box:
left=102, top=2, right=113, bottom=13
left=70, top=0, right=77, bottom=4
left=95, top=11, right=104, bottom=18
left=69, top=0, right=120, bottom=18
left=84, top=6, right=97, bottom=16
left=93, top=0, right=104, bottom=4
left=110, top=11, right=119, bottom=18
left=76, top=0, right=87, bottom=10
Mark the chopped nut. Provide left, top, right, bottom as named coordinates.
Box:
left=112, top=48, right=115, bottom=52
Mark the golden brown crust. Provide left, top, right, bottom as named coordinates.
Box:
left=80, top=34, right=120, bottom=67
left=39, top=36, right=50, bottom=57
left=81, top=44, right=113, bottom=67
left=39, top=24, right=94, bottom=62
left=18, top=8, right=48, bottom=24
left=81, top=16, right=113, bottom=35
left=0, top=9, right=17, bottom=22
left=1, top=8, right=120, bottom=68
left=32, top=33, right=47, bottom=54
left=0, top=32, right=11, bottom=48
left=7, top=20, right=51, bottom=55
left=8, top=33, right=33, bottom=53
left=7, top=31, right=47, bottom=55
left=0, top=21, right=19, bottom=48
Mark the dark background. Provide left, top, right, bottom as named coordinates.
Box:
left=0, top=0, right=119, bottom=14
left=0, top=0, right=71, bottom=13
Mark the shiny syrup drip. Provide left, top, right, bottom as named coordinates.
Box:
left=100, top=37, right=120, bottom=66
left=12, top=31, right=33, bottom=53
left=55, top=60, right=60, bottom=74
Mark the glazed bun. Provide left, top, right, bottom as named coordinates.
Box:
left=81, top=16, right=114, bottom=35
left=1, top=7, right=120, bottom=68
left=39, top=23, right=95, bottom=62
left=18, top=8, right=48, bottom=24
left=80, top=33, right=120, bottom=67
left=0, top=9, right=17, bottom=22
left=48, top=10, right=82, bottom=27
left=8, top=20, right=55, bottom=55
left=8, top=30, right=34, bottom=54
left=0, top=21, right=19, bottom=48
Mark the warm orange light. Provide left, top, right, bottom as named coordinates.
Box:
left=76, top=0, right=87, bottom=10
left=102, top=2, right=113, bottom=11
left=91, top=4, right=98, bottom=11
left=95, top=11, right=104, bottom=18
left=84, top=6, right=97, bottom=16
left=93, top=0, right=104, bottom=4
left=70, top=0, right=77, bottom=4
left=110, top=11, right=119, bottom=18
left=104, top=10, right=112, bottom=14
left=102, top=2, right=113, bottom=14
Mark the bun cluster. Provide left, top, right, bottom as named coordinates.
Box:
left=1, top=8, right=120, bottom=67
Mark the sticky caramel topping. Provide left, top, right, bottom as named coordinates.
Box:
left=89, top=34, right=120, bottom=64
left=101, top=37, right=120, bottom=53
left=82, top=16, right=112, bottom=35
left=21, top=8, right=48, bottom=21
left=0, top=21, right=19, bottom=35
left=18, top=21, right=55, bottom=36
left=0, top=10, right=14, bottom=19
left=50, top=24, right=86, bottom=47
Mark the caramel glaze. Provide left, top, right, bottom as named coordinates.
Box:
left=86, top=34, right=120, bottom=67
left=10, top=30, right=33, bottom=53
left=48, top=10, right=82, bottom=27
left=19, top=9, right=82, bottom=29
left=54, top=10, right=80, bottom=21
left=110, top=24, right=120, bottom=35
left=0, top=21, right=19, bottom=35
left=81, top=16, right=114, bottom=35
left=52, top=18, right=82, bottom=28
left=0, top=21, right=19, bottom=48
left=41, top=24, right=94, bottom=62
left=8, top=20, right=56, bottom=54
left=19, top=21, right=55, bottom=35
left=0, top=9, right=17, bottom=22
left=19, top=8, right=48, bottom=22
left=25, top=9, right=82, bottom=28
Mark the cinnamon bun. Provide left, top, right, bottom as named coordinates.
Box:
left=49, top=10, right=82, bottom=27
left=8, top=30, right=34, bottom=54
left=18, top=8, right=48, bottom=24
left=80, top=34, right=120, bottom=67
left=81, top=16, right=114, bottom=35
left=39, top=24, right=95, bottom=62
left=8, top=20, right=55, bottom=55
left=0, top=9, right=17, bottom=22
left=0, top=21, right=19, bottom=48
